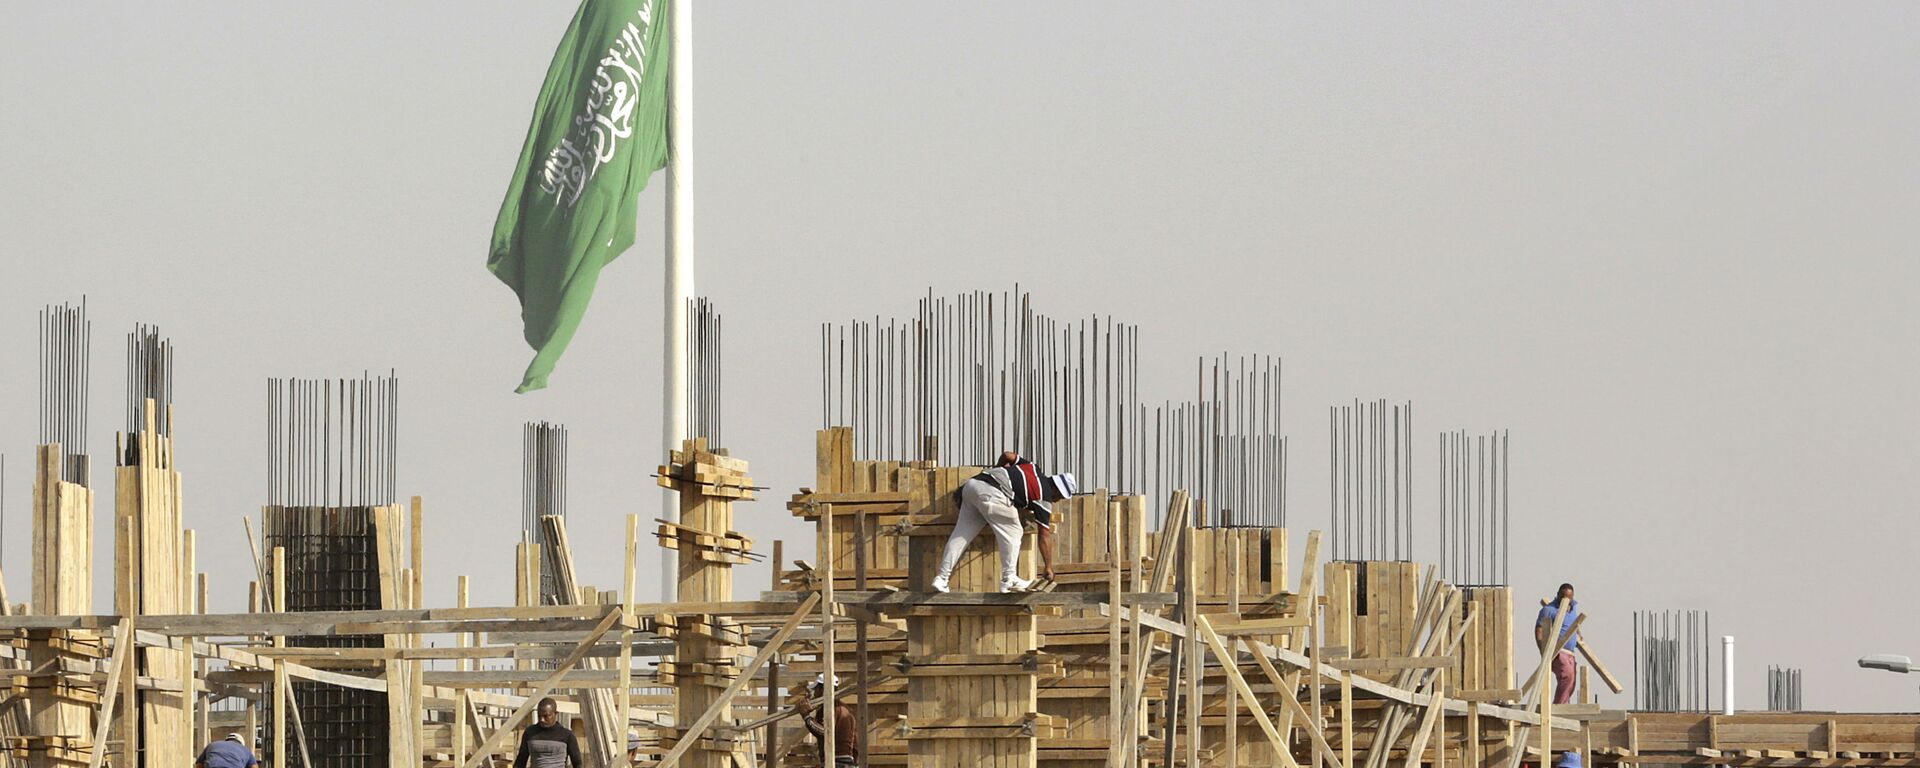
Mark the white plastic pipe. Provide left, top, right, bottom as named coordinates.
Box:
left=1722, top=635, right=1735, bottom=715
left=662, top=0, right=694, bottom=601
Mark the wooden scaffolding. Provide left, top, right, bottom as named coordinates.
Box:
left=9, top=423, right=1920, bottom=768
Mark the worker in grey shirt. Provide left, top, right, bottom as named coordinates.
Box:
left=514, top=697, right=583, bottom=768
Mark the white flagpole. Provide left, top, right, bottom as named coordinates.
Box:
left=662, top=0, right=693, bottom=602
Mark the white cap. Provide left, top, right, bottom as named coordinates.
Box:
left=1051, top=473, right=1078, bottom=498
left=812, top=672, right=839, bottom=690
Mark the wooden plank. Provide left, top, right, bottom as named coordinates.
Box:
left=1575, top=638, right=1626, bottom=694
left=1107, top=504, right=1124, bottom=768
left=1329, top=656, right=1456, bottom=672
left=823, top=501, right=837, bottom=767
left=272, top=546, right=287, bottom=768
left=1404, top=668, right=1446, bottom=768
left=85, top=619, right=134, bottom=768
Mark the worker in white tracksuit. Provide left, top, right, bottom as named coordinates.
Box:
left=931, top=452, right=1077, bottom=593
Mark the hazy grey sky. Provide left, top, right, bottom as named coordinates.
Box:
left=3, top=3, right=1916, bottom=710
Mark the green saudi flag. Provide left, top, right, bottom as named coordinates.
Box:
left=489, top=0, right=670, bottom=393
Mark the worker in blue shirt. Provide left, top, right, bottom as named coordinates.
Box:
left=1535, top=582, right=1582, bottom=704
left=195, top=733, right=260, bottom=768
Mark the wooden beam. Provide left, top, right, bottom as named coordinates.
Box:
left=1330, top=656, right=1456, bottom=672
left=1575, top=638, right=1625, bottom=694
left=273, top=546, right=287, bottom=768
left=821, top=502, right=836, bottom=768
left=619, top=514, right=637, bottom=762
left=86, top=619, right=134, bottom=768
left=1107, top=508, right=1125, bottom=768
left=658, top=593, right=822, bottom=768
left=1343, top=671, right=1355, bottom=768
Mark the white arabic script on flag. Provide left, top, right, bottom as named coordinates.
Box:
left=540, top=1, right=657, bottom=207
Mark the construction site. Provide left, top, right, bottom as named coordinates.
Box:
left=2, top=293, right=1917, bottom=768
left=5, top=1, right=1917, bottom=767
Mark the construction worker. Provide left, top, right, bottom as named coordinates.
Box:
left=1535, top=582, right=1582, bottom=704
left=931, top=451, right=1076, bottom=593
left=194, top=733, right=260, bottom=768
left=800, top=675, right=859, bottom=766
left=513, top=697, right=583, bottom=768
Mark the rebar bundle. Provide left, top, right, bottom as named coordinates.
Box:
left=38, top=299, right=92, bottom=486
left=1438, top=429, right=1510, bottom=586
left=266, top=372, right=399, bottom=507
left=818, top=288, right=1291, bottom=529
left=262, top=505, right=385, bottom=767
left=1328, top=399, right=1412, bottom=561
left=125, top=323, right=174, bottom=438
left=819, top=288, right=1145, bottom=493
left=686, top=297, right=723, bottom=446
left=1633, top=609, right=1715, bottom=712
left=522, top=422, right=569, bottom=533
left=263, top=372, right=400, bottom=766
left=1767, top=666, right=1804, bottom=711
left=523, top=421, right=569, bottom=604
left=1153, top=355, right=1287, bottom=529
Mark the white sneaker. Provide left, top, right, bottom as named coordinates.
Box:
left=930, top=575, right=950, bottom=594
left=1000, top=576, right=1032, bottom=593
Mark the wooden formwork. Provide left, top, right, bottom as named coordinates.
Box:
left=1451, top=587, right=1515, bottom=698
left=661, top=439, right=757, bottom=768
left=1324, top=560, right=1421, bottom=674
left=23, top=443, right=95, bottom=768
left=24, top=421, right=1920, bottom=768
left=1583, top=712, right=1920, bottom=765
left=113, top=404, right=191, bottom=768
left=794, top=429, right=1325, bottom=768
left=1036, top=494, right=1148, bottom=768
left=1148, top=527, right=1291, bottom=608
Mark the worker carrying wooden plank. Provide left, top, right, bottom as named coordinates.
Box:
left=1535, top=583, right=1583, bottom=704
left=801, top=675, right=859, bottom=766
left=931, top=451, right=1078, bottom=593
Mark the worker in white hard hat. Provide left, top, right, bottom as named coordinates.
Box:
left=931, top=451, right=1077, bottom=593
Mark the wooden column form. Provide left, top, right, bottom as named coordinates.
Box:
left=27, top=443, right=95, bottom=768
left=657, top=440, right=755, bottom=768
left=900, top=474, right=1047, bottom=767
left=114, top=403, right=189, bottom=768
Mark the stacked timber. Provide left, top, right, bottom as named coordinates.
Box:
left=540, top=516, right=627, bottom=768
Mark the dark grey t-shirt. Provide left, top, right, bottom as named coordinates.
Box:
left=513, top=723, right=581, bottom=768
